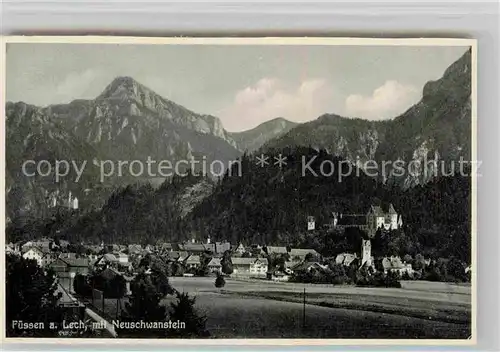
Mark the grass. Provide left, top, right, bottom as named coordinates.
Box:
left=166, top=277, right=471, bottom=339
left=232, top=290, right=470, bottom=325
left=78, top=277, right=473, bottom=339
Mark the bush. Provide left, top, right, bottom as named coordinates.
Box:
left=355, top=269, right=401, bottom=288
left=118, top=272, right=168, bottom=338
left=214, top=273, right=225, bottom=288
left=221, top=251, right=233, bottom=275
left=73, top=273, right=92, bottom=297
left=150, top=269, right=174, bottom=296
left=446, top=257, right=468, bottom=282
left=289, top=266, right=352, bottom=285
left=422, top=257, right=469, bottom=283
left=107, top=275, right=127, bottom=298
left=168, top=292, right=210, bottom=337
left=327, top=264, right=351, bottom=285
left=172, top=262, right=185, bottom=277
left=384, top=270, right=402, bottom=288
left=424, top=266, right=444, bottom=282
left=195, top=266, right=209, bottom=277
left=401, top=271, right=412, bottom=280
left=6, top=254, right=65, bottom=337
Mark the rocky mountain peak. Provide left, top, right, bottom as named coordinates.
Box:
left=422, top=49, right=471, bottom=102
left=98, top=76, right=145, bottom=101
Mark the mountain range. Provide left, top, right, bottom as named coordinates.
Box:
left=5, top=48, right=472, bottom=220
left=265, top=48, right=472, bottom=187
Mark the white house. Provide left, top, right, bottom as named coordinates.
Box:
left=23, top=247, right=46, bottom=267
left=207, top=258, right=222, bottom=273
left=382, top=256, right=413, bottom=276
left=250, top=258, right=268, bottom=276
left=232, top=257, right=268, bottom=277
left=185, top=255, right=201, bottom=269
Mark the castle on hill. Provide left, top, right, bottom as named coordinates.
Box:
left=332, top=203, right=403, bottom=238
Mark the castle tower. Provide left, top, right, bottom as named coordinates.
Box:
left=332, top=212, right=339, bottom=227
left=72, top=196, right=79, bottom=210
left=307, top=216, right=315, bottom=231
left=68, top=191, right=79, bottom=210
left=361, top=239, right=372, bottom=267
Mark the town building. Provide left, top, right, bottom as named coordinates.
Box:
left=22, top=247, right=52, bottom=267
left=267, top=271, right=290, bottom=282
left=50, top=257, right=90, bottom=293
left=6, top=242, right=21, bottom=255
left=335, top=253, right=358, bottom=267
left=127, top=244, right=143, bottom=255
left=179, top=242, right=206, bottom=254
left=177, top=251, right=190, bottom=263
left=292, top=262, right=328, bottom=274
left=159, top=242, right=173, bottom=252
left=185, top=255, right=201, bottom=269
left=22, top=238, right=56, bottom=254
left=95, top=253, right=118, bottom=268
left=232, top=257, right=268, bottom=277
left=59, top=252, right=78, bottom=260
left=289, top=248, right=320, bottom=261
left=234, top=243, right=246, bottom=255
left=265, top=246, right=288, bottom=255
left=215, top=241, right=231, bottom=254
left=381, top=256, right=413, bottom=275
left=207, top=258, right=222, bottom=273
left=51, top=257, right=90, bottom=274
left=284, top=261, right=302, bottom=274
left=114, top=252, right=129, bottom=264
left=203, top=243, right=216, bottom=253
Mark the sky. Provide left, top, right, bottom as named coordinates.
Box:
left=6, top=43, right=469, bottom=132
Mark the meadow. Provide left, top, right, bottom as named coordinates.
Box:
left=161, top=276, right=472, bottom=338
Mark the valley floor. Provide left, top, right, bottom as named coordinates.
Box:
left=158, top=277, right=471, bottom=339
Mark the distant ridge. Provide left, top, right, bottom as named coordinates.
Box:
left=229, top=117, right=299, bottom=152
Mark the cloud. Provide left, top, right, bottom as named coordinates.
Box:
left=49, top=69, right=103, bottom=105
left=344, top=80, right=420, bottom=120
left=219, top=78, right=337, bottom=132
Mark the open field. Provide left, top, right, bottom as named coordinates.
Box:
left=162, top=276, right=471, bottom=339
left=95, top=277, right=471, bottom=338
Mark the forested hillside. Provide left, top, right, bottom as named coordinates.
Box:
left=6, top=147, right=471, bottom=263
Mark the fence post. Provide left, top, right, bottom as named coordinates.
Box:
left=302, top=287, right=306, bottom=332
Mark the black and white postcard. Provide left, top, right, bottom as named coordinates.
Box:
left=0, top=37, right=477, bottom=345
